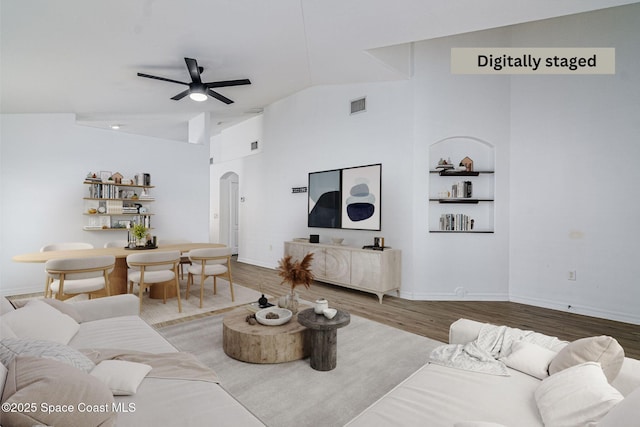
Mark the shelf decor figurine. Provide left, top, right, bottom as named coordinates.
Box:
left=460, top=156, right=474, bottom=171
left=276, top=253, right=314, bottom=314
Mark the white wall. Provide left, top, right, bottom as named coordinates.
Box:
left=210, top=4, right=640, bottom=324
left=209, top=115, right=262, bottom=245
left=1, top=114, right=211, bottom=295
left=411, top=28, right=512, bottom=301
left=508, top=5, right=640, bottom=323
left=211, top=82, right=416, bottom=284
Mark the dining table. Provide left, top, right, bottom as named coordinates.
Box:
left=12, top=243, right=225, bottom=296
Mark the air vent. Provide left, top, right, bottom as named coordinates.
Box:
left=250, top=141, right=258, bottom=151
left=350, top=97, right=366, bottom=115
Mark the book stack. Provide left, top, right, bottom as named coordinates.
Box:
left=439, top=214, right=474, bottom=231
left=89, top=184, right=120, bottom=199
left=450, top=181, right=472, bottom=198
left=106, top=200, right=123, bottom=214
left=122, top=204, right=139, bottom=214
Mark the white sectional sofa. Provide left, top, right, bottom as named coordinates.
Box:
left=0, top=294, right=264, bottom=426
left=348, top=318, right=640, bottom=427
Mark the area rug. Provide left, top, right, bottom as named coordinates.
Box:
left=140, top=279, right=263, bottom=326
left=8, top=279, right=264, bottom=326
left=157, top=311, right=443, bottom=427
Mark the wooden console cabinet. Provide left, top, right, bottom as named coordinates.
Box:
left=284, top=241, right=401, bottom=303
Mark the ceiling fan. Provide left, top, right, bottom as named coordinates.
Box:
left=137, top=57, right=251, bottom=104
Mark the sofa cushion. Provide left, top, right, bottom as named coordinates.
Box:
left=598, top=386, right=640, bottom=426
left=454, top=423, right=507, bottom=427
left=501, top=341, right=557, bottom=380
left=0, top=355, right=116, bottom=427
left=0, top=338, right=95, bottom=373
left=0, top=297, right=15, bottom=316
left=0, top=318, right=17, bottom=339
left=0, top=362, right=7, bottom=399
left=41, top=298, right=83, bottom=323
left=0, top=300, right=79, bottom=344
left=548, top=335, right=624, bottom=382
left=90, top=360, right=152, bottom=395
left=535, top=362, right=623, bottom=426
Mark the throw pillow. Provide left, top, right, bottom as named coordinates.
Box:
left=90, top=360, right=152, bottom=395
left=548, top=335, right=624, bottom=382
left=41, top=298, right=83, bottom=323
left=0, top=338, right=95, bottom=373
left=501, top=341, right=558, bottom=379
left=1, top=356, right=116, bottom=427
left=535, top=362, right=624, bottom=426
left=597, top=386, right=640, bottom=427
left=0, top=300, right=80, bottom=344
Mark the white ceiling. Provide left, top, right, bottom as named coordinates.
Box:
left=1, top=0, right=636, bottom=142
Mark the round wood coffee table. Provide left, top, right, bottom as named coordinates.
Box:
left=222, top=306, right=310, bottom=364
left=297, top=308, right=350, bottom=371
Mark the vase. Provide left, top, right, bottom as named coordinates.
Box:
left=282, top=291, right=299, bottom=314
left=314, top=298, right=328, bottom=314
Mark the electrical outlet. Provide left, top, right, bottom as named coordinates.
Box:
left=568, top=270, right=577, bottom=281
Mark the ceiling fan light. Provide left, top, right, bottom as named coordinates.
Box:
left=189, top=92, right=207, bottom=102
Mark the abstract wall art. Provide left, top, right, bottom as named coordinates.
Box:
left=341, top=164, right=381, bottom=230
left=307, top=163, right=381, bottom=230
left=308, top=169, right=341, bottom=228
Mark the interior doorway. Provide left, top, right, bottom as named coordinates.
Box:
left=219, top=172, right=239, bottom=255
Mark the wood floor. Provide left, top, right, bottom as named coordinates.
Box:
left=230, top=258, right=640, bottom=359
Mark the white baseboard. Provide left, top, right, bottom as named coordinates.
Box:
left=510, top=295, right=640, bottom=326
left=400, top=290, right=509, bottom=301
left=235, top=257, right=276, bottom=270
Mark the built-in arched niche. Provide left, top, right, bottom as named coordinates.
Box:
left=428, top=136, right=495, bottom=233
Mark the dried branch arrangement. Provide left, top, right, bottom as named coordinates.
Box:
left=277, top=253, right=315, bottom=291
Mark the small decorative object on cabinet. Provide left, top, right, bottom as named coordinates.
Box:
left=83, top=172, right=155, bottom=232
left=429, top=137, right=495, bottom=233
left=284, top=241, right=401, bottom=303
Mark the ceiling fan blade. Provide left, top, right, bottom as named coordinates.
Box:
left=171, top=89, right=190, bottom=100
left=184, top=58, right=202, bottom=84
left=207, top=89, right=234, bottom=104
left=204, top=79, right=251, bottom=88
left=137, top=72, right=188, bottom=86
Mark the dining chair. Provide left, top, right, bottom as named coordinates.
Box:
left=104, top=240, right=128, bottom=248
left=45, top=255, right=115, bottom=301
left=40, top=242, right=94, bottom=297
left=160, top=239, right=192, bottom=279
left=186, top=247, right=234, bottom=308
left=126, top=250, right=182, bottom=314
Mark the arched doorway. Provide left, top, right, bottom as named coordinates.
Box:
left=219, top=172, right=239, bottom=255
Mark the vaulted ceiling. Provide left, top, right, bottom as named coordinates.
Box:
left=1, top=0, right=636, bottom=142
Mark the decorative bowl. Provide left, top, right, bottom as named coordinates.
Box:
left=331, top=238, right=344, bottom=245
left=323, top=308, right=338, bottom=319
left=255, top=307, right=293, bottom=326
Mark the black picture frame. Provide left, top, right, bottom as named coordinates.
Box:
left=308, top=168, right=341, bottom=228
left=341, top=163, right=382, bottom=231
left=307, top=163, right=381, bottom=230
